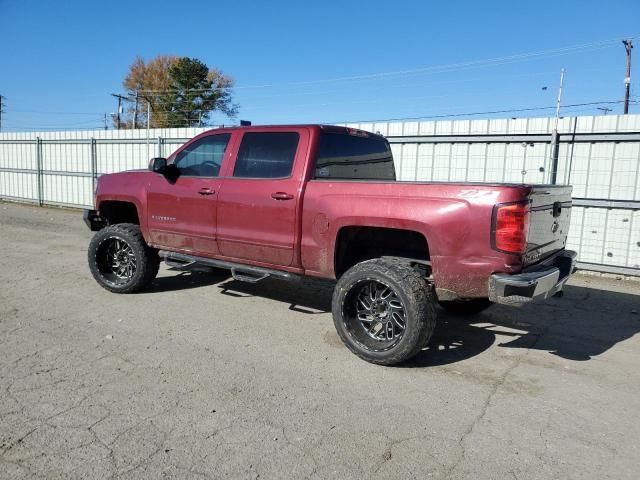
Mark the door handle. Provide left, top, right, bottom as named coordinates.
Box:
left=198, top=188, right=215, bottom=196
left=271, top=192, right=294, bottom=200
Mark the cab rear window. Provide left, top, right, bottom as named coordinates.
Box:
left=314, top=132, right=396, bottom=181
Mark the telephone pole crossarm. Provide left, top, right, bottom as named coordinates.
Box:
left=111, top=93, right=130, bottom=129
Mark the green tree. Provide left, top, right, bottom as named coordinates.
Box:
left=121, top=55, right=238, bottom=128
left=123, top=55, right=177, bottom=128
left=165, top=58, right=237, bottom=128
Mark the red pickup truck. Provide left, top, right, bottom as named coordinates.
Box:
left=84, top=125, right=576, bottom=365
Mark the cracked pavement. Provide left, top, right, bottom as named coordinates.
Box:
left=1, top=201, right=639, bottom=479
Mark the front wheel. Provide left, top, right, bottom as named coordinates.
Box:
left=332, top=258, right=437, bottom=365
left=88, top=223, right=160, bottom=293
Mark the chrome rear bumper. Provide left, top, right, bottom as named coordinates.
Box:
left=488, top=250, right=577, bottom=306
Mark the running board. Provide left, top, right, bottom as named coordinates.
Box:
left=165, top=258, right=196, bottom=270
left=159, top=250, right=295, bottom=283
left=230, top=268, right=269, bottom=283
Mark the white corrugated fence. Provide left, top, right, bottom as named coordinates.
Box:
left=1, top=114, right=639, bottom=276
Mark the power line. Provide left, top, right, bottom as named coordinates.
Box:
left=7, top=37, right=625, bottom=103
left=132, top=37, right=633, bottom=94
left=258, top=39, right=624, bottom=88
left=7, top=99, right=637, bottom=132
left=5, top=97, right=636, bottom=132
left=7, top=67, right=608, bottom=108
left=1, top=125, right=105, bottom=131
left=140, top=68, right=623, bottom=112
left=7, top=33, right=640, bottom=132
left=235, top=68, right=597, bottom=101
left=5, top=55, right=624, bottom=120
left=96, top=100, right=640, bottom=128
left=126, top=72, right=582, bottom=109
left=329, top=100, right=635, bottom=124
left=2, top=116, right=106, bottom=128
left=6, top=109, right=104, bottom=115
left=151, top=100, right=640, bottom=128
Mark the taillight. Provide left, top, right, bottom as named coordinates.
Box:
left=492, top=202, right=530, bottom=254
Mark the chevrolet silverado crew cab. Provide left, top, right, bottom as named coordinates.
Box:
left=84, top=125, right=576, bottom=365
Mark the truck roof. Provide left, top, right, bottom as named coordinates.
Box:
left=204, top=124, right=388, bottom=140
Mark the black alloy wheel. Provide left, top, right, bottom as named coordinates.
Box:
left=332, top=258, right=437, bottom=365
left=88, top=223, right=159, bottom=293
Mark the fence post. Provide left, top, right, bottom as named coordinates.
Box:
left=90, top=138, right=97, bottom=205
left=36, top=137, right=43, bottom=206
left=157, top=136, right=163, bottom=157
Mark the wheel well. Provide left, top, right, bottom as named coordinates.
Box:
left=99, top=201, right=140, bottom=225
left=334, top=226, right=429, bottom=277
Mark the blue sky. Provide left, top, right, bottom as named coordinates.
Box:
left=1, top=0, right=639, bottom=130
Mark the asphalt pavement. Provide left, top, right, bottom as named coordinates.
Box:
left=1, top=201, right=639, bottom=479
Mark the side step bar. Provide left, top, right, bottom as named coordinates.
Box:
left=159, top=250, right=295, bottom=283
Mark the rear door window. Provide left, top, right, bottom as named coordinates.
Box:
left=233, top=132, right=300, bottom=178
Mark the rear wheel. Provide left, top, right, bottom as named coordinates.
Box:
left=88, top=223, right=159, bottom=293
left=439, top=298, right=493, bottom=315
left=332, top=258, right=436, bottom=365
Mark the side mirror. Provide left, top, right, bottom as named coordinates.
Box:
left=149, top=157, right=167, bottom=173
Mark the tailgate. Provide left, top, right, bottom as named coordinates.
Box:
left=523, top=185, right=572, bottom=265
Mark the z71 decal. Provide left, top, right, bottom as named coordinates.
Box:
left=457, top=190, right=500, bottom=199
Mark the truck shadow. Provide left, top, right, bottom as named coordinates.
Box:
left=212, top=276, right=640, bottom=367
left=401, top=283, right=640, bottom=367
left=217, top=276, right=334, bottom=314
left=145, top=270, right=639, bottom=366
left=144, top=269, right=231, bottom=293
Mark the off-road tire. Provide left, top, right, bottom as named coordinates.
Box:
left=88, top=223, right=160, bottom=293
left=332, top=258, right=437, bottom=365
left=439, top=298, right=493, bottom=315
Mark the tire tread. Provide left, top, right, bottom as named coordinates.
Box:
left=332, top=258, right=436, bottom=365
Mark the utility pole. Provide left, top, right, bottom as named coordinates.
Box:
left=597, top=107, right=612, bottom=115
left=111, top=93, right=128, bottom=129
left=554, top=68, right=565, bottom=130
left=550, top=68, right=565, bottom=184
left=146, top=101, right=151, bottom=160
left=103, top=113, right=108, bottom=130
left=622, top=39, right=633, bottom=114
left=0, top=95, right=5, bottom=132
left=132, top=91, right=139, bottom=129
